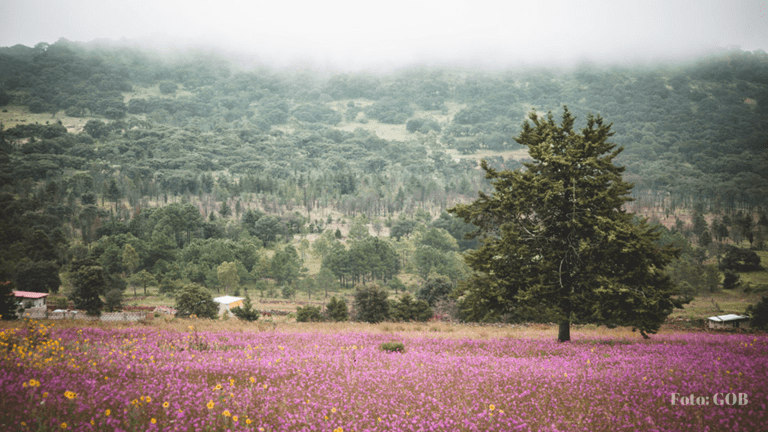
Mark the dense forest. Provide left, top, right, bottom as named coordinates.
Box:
left=1, top=38, right=766, bottom=316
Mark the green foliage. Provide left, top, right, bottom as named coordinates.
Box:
left=122, top=243, right=139, bottom=275
left=386, top=277, right=406, bottom=294
left=281, top=283, right=296, bottom=299
left=0, top=281, right=20, bottom=320
left=14, top=260, right=61, bottom=294
left=390, top=219, right=417, bottom=240
left=296, top=305, right=323, bottom=322
left=746, top=296, right=768, bottom=330
left=406, top=118, right=441, bottom=134
left=364, top=97, right=413, bottom=124
left=666, top=259, right=720, bottom=296
left=723, top=270, right=740, bottom=290
left=175, top=283, right=218, bottom=319
left=721, top=246, right=762, bottom=272
left=231, top=294, right=260, bottom=321
left=272, top=246, right=301, bottom=286
left=133, top=270, right=156, bottom=296
left=390, top=293, right=433, bottom=322
left=104, top=289, right=123, bottom=312
left=353, top=284, right=390, bottom=323
left=416, top=276, right=454, bottom=306
left=380, top=342, right=405, bottom=353
left=158, top=81, right=178, bottom=94
left=414, top=227, right=458, bottom=253
left=3, top=42, right=768, bottom=314
left=348, top=218, right=370, bottom=241
left=450, top=108, right=684, bottom=340
left=325, top=296, right=349, bottom=321
left=412, top=246, right=463, bottom=281
left=219, top=201, right=232, bottom=218
left=68, top=258, right=107, bottom=316
left=217, top=261, right=240, bottom=293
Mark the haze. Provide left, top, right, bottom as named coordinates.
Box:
left=2, top=0, right=767, bottom=71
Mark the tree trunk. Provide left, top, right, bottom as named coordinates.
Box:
left=558, top=319, right=571, bottom=342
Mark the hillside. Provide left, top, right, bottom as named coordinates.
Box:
left=1, top=39, right=767, bottom=323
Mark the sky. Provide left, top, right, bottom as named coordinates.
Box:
left=1, top=0, right=767, bottom=71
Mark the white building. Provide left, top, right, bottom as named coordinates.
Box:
left=13, top=291, right=49, bottom=309
left=707, top=314, right=750, bottom=329
left=213, top=296, right=245, bottom=316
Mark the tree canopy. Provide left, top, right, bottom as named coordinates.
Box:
left=450, top=107, right=684, bottom=341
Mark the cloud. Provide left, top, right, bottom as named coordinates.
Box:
left=1, top=0, right=766, bottom=71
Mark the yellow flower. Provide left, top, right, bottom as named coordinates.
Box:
left=214, top=383, right=222, bottom=391
left=230, top=379, right=235, bottom=386
left=223, top=410, right=231, bottom=417
left=246, top=419, right=252, bottom=425
left=489, top=404, right=495, bottom=411
left=28, top=379, right=40, bottom=387
left=146, top=396, right=152, bottom=403
left=163, top=402, right=169, bottom=408
left=207, top=400, right=215, bottom=409
left=42, top=392, right=48, bottom=398
left=60, top=423, right=67, bottom=429
left=263, top=384, right=268, bottom=389
left=233, top=415, right=239, bottom=422
left=105, top=409, right=111, bottom=416
left=151, top=418, right=156, bottom=424
left=21, top=422, right=27, bottom=427
left=64, top=391, right=77, bottom=400
left=250, top=376, right=255, bottom=383
left=331, top=407, right=337, bottom=413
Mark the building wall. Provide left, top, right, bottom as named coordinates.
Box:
left=20, top=308, right=152, bottom=322
left=708, top=320, right=750, bottom=329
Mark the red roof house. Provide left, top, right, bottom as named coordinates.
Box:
left=13, top=291, right=49, bottom=308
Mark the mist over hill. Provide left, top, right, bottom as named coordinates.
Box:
left=0, top=38, right=766, bottom=305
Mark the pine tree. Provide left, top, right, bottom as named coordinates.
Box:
left=231, top=293, right=260, bottom=321
left=450, top=107, right=684, bottom=341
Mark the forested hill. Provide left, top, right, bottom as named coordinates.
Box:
left=1, top=39, right=767, bottom=216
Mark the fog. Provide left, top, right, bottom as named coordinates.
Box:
left=2, top=0, right=767, bottom=71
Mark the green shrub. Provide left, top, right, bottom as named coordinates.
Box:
left=175, top=284, right=218, bottom=319
left=325, top=296, right=349, bottom=322
left=353, top=285, right=390, bottom=323
left=296, top=305, right=323, bottom=322
left=746, top=296, right=768, bottom=330
left=390, top=293, right=433, bottom=322
left=231, top=294, right=260, bottom=322
left=416, top=276, right=454, bottom=306
left=721, top=246, right=761, bottom=272
left=723, top=270, right=740, bottom=290
left=380, top=342, right=405, bottom=353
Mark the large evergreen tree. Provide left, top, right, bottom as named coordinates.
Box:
left=450, top=108, right=684, bottom=341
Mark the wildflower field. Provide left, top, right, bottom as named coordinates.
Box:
left=1, top=320, right=766, bottom=432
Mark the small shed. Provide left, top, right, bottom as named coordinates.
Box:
left=13, top=291, right=49, bottom=309
left=213, top=296, right=245, bottom=316
left=707, top=314, right=750, bottom=329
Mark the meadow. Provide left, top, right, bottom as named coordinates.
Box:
left=1, top=319, right=766, bottom=431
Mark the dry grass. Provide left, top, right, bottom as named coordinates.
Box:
left=0, top=104, right=89, bottom=133
left=26, top=315, right=665, bottom=343
left=670, top=290, right=764, bottom=321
